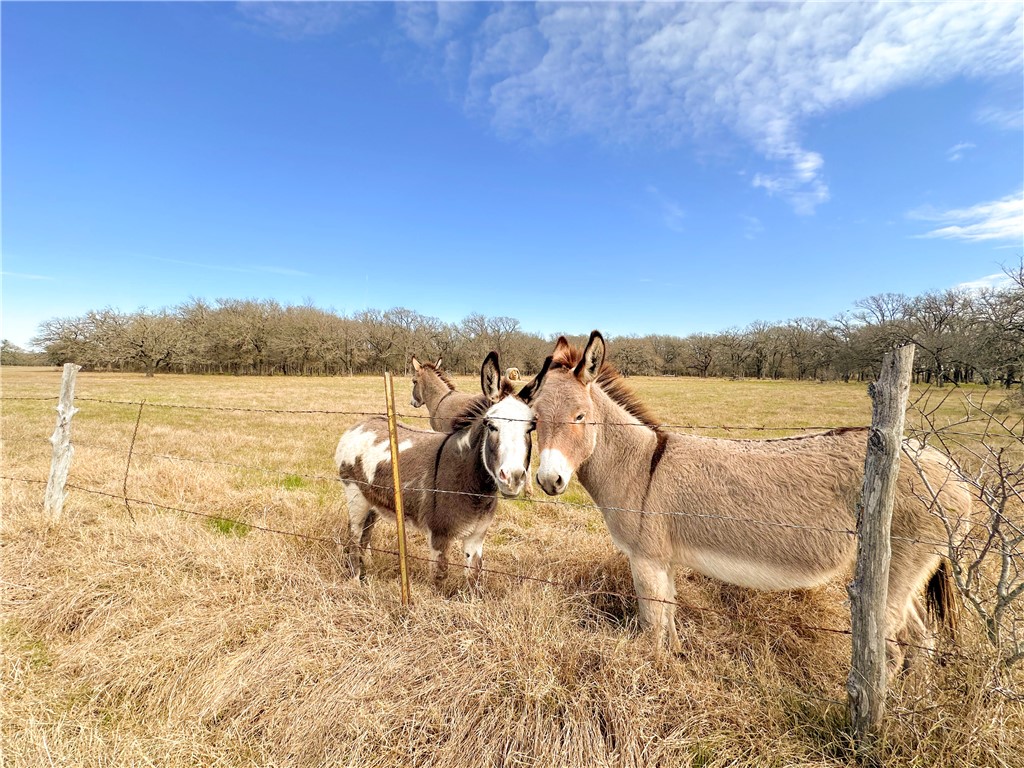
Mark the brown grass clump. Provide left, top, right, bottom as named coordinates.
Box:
left=3, top=368, right=1022, bottom=767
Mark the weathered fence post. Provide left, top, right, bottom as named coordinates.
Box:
left=847, top=344, right=915, bottom=755
left=383, top=372, right=412, bottom=607
left=44, top=363, right=82, bottom=523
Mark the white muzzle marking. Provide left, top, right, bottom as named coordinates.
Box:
left=537, top=448, right=571, bottom=496
left=485, top=397, right=533, bottom=497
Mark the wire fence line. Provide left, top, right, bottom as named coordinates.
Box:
left=6, top=395, right=1007, bottom=442
left=4, top=382, right=1019, bottom=676
left=24, top=432, right=1003, bottom=559
left=2, top=394, right=870, bottom=433
left=5, top=383, right=1016, bottom=561
left=0, top=472, right=977, bottom=664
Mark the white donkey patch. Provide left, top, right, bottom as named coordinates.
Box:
left=335, top=425, right=411, bottom=484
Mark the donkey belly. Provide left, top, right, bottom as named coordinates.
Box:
left=601, top=507, right=853, bottom=591
left=684, top=548, right=843, bottom=591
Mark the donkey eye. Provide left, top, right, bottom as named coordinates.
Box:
left=487, top=421, right=499, bottom=432
left=574, top=412, right=586, bottom=423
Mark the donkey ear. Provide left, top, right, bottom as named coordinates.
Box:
left=574, top=331, right=605, bottom=384
left=434, top=357, right=443, bottom=369
left=517, top=356, right=552, bottom=403
left=480, top=351, right=502, bottom=402
left=411, top=355, right=422, bottom=373
left=551, top=336, right=573, bottom=366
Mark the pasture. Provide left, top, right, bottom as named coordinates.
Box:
left=2, top=366, right=1021, bottom=767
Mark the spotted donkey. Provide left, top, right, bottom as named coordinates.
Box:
left=336, top=352, right=533, bottom=592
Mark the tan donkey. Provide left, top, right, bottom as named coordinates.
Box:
left=409, top=356, right=477, bottom=432
left=520, top=331, right=974, bottom=672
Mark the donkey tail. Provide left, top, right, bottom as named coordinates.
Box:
left=925, top=559, right=957, bottom=642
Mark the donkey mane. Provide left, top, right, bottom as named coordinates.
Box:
left=418, top=360, right=456, bottom=392
left=552, top=342, right=868, bottom=442
left=551, top=344, right=664, bottom=432
left=447, top=379, right=518, bottom=432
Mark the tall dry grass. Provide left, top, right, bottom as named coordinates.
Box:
left=2, top=367, right=1021, bottom=767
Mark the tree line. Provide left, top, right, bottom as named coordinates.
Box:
left=10, top=262, right=1023, bottom=386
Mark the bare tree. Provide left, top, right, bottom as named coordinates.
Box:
left=106, top=310, right=182, bottom=376
left=716, top=329, right=749, bottom=378
left=610, top=335, right=657, bottom=376
left=33, top=312, right=108, bottom=368
left=781, top=317, right=832, bottom=380
left=853, top=292, right=910, bottom=326
left=384, top=307, right=427, bottom=376
left=905, top=389, right=1024, bottom=674
left=28, top=267, right=1023, bottom=383
left=684, top=333, right=717, bottom=378
left=904, top=289, right=975, bottom=386
left=746, top=321, right=784, bottom=379
left=0, top=340, right=45, bottom=366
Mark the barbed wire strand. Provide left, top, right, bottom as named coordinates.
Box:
left=1, top=473, right=981, bottom=665
left=6, top=395, right=1009, bottom=440
left=28, top=434, right=1004, bottom=558
left=12, top=416, right=1020, bottom=559
left=5, top=395, right=870, bottom=432
left=121, top=400, right=145, bottom=523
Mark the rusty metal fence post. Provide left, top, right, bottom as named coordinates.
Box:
left=383, top=372, right=412, bottom=606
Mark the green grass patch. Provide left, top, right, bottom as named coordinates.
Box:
left=1, top=621, right=52, bottom=671
left=205, top=516, right=251, bottom=537
left=281, top=473, right=306, bottom=490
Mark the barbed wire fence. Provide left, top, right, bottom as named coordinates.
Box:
left=3, top=360, right=1023, bottom=750
left=3, top=367, right=1019, bottom=614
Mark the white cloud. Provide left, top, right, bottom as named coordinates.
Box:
left=956, top=273, right=1013, bottom=292
left=909, top=190, right=1024, bottom=243
left=236, top=2, right=358, bottom=40
left=975, top=104, right=1024, bottom=130
left=946, top=141, right=976, bottom=162
left=401, top=2, right=1022, bottom=214
left=1, top=271, right=53, bottom=281
left=740, top=215, right=765, bottom=241
left=646, top=185, right=685, bottom=232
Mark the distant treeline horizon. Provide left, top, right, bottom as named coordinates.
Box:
left=4, top=264, right=1022, bottom=387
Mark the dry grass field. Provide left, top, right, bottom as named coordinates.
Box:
left=3, top=366, right=1022, bottom=767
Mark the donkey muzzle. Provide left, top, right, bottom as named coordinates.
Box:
left=497, top=467, right=527, bottom=497
left=537, top=449, right=571, bottom=495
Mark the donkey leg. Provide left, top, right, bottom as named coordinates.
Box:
left=898, top=596, right=932, bottom=673
left=344, top=484, right=373, bottom=581
left=462, top=518, right=491, bottom=597
left=429, top=531, right=450, bottom=590
left=630, top=558, right=677, bottom=655
left=885, top=547, right=942, bottom=675
left=665, top=566, right=681, bottom=654
left=359, top=508, right=378, bottom=571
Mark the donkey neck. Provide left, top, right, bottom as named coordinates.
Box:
left=421, top=370, right=455, bottom=413
left=576, top=384, right=660, bottom=510
left=438, top=419, right=497, bottom=504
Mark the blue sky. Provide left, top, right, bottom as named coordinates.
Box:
left=2, top=1, right=1022, bottom=348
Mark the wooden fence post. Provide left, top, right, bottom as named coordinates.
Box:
left=44, top=363, right=82, bottom=523
left=383, top=372, right=412, bottom=607
left=847, top=344, right=915, bottom=755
